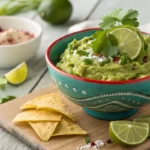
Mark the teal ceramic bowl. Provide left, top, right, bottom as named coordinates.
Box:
left=45, top=28, right=150, bottom=120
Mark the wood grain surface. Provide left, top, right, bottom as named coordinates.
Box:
left=0, top=84, right=150, bottom=150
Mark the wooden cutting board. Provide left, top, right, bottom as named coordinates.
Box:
left=0, top=84, right=150, bottom=150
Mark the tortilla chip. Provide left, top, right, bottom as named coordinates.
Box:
left=29, top=121, right=58, bottom=141
left=20, top=93, right=65, bottom=110
left=12, top=110, right=62, bottom=122
left=36, top=103, right=76, bottom=121
left=52, top=117, right=87, bottom=136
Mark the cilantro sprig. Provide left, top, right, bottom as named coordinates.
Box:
left=100, top=8, right=139, bottom=30
left=85, top=136, right=92, bottom=144
left=91, top=8, right=139, bottom=58
left=92, top=30, right=119, bottom=57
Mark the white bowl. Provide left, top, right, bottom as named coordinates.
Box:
left=0, top=16, right=42, bottom=68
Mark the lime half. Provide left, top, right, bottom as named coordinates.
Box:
left=110, top=26, right=144, bottom=60
left=5, top=62, right=28, bottom=85
left=109, top=121, right=149, bottom=146
left=134, top=115, right=150, bottom=137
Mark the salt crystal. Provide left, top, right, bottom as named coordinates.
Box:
left=87, top=40, right=92, bottom=44
left=87, top=52, right=92, bottom=59
left=93, top=145, right=98, bottom=150
left=98, top=58, right=104, bottom=62
left=77, top=140, right=104, bottom=150
left=92, top=55, right=99, bottom=59
left=73, top=50, right=77, bottom=56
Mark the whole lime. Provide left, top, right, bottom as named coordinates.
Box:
left=38, top=0, right=73, bottom=25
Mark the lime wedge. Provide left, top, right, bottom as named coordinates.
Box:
left=109, top=121, right=149, bottom=146
left=5, top=62, right=28, bottom=85
left=110, top=26, right=144, bottom=60
left=134, top=115, right=150, bottom=137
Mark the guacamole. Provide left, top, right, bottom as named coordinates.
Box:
left=56, top=37, right=150, bottom=81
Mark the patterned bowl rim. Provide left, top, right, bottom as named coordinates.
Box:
left=45, top=28, right=150, bottom=85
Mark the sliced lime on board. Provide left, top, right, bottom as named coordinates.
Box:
left=110, top=26, right=144, bottom=60
left=109, top=121, right=149, bottom=146
left=5, top=62, right=28, bottom=85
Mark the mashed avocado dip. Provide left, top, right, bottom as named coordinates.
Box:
left=56, top=36, right=150, bottom=81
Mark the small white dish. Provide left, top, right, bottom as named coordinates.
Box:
left=0, top=16, right=42, bottom=68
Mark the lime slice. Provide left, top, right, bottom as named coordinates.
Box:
left=5, top=62, right=28, bottom=85
left=134, top=115, right=150, bottom=137
left=110, top=26, right=144, bottom=60
left=109, top=121, right=149, bottom=146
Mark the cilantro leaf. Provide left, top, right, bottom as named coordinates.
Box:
left=100, top=17, right=118, bottom=30
left=77, top=50, right=89, bottom=56
left=100, top=8, right=139, bottom=30
left=101, top=8, right=122, bottom=20
left=83, top=58, right=93, bottom=65
left=102, top=34, right=119, bottom=57
left=92, top=31, right=119, bottom=57
left=121, top=9, right=139, bottom=19
left=121, top=18, right=139, bottom=27
left=92, top=30, right=107, bottom=53
left=85, top=136, right=92, bottom=144
left=0, top=95, right=16, bottom=104
left=103, top=39, right=118, bottom=57
left=120, top=9, right=139, bottom=27
left=110, top=8, right=123, bottom=19
left=0, top=77, right=7, bottom=89
left=107, top=34, right=118, bottom=46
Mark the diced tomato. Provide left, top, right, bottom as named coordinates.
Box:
left=91, top=141, right=96, bottom=146
left=113, top=57, right=120, bottom=62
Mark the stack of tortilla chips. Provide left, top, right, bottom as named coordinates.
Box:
left=12, top=93, right=87, bottom=141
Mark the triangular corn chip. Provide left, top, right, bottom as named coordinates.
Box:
left=29, top=121, right=58, bottom=141
left=12, top=110, right=62, bottom=122
left=52, top=117, right=87, bottom=136
left=36, top=103, right=76, bottom=121
left=20, top=93, right=65, bottom=110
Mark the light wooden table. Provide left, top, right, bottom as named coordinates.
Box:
left=0, top=0, right=150, bottom=149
